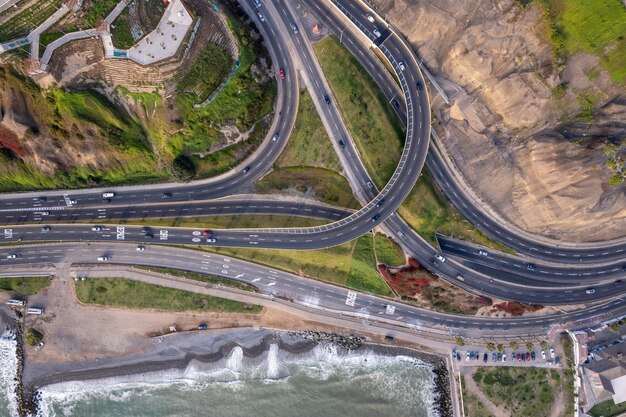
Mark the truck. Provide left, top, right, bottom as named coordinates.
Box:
left=26, top=307, right=44, bottom=315
left=7, top=299, right=25, bottom=307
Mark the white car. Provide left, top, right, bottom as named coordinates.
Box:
left=257, top=11, right=265, bottom=22
left=136, top=246, right=145, bottom=251
left=97, top=256, right=108, bottom=262
left=541, top=350, right=546, bottom=359
left=7, top=254, right=17, bottom=259
left=398, top=61, right=406, bottom=71
left=272, top=133, right=279, bottom=142
left=434, top=254, right=446, bottom=263
left=366, top=14, right=375, bottom=23
left=192, top=231, right=201, bottom=236
left=502, top=353, right=507, bottom=362
left=373, top=28, right=382, bottom=38
left=191, top=237, right=201, bottom=243
left=478, top=250, right=489, bottom=256
left=465, top=352, right=470, bottom=362
left=550, top=348, right=555, bottom=358
left=91, top=226, right=102, bottom=231
left=206, top=238, right=217, bottom=243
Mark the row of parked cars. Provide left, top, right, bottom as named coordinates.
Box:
left=456, top=348, right=558, bottom=365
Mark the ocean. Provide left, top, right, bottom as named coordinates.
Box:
left=0, top=340, right=441, bottom=417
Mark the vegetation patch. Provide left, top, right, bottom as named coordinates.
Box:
left=373, top=233, right=405, bottom=266
left=276, top=90, right=341, bottom=172
left=461, top=377, right=494, bottom=417
left=197, top=233, right=391, bottom=296
left=0, top=0, right=62, bottom=43
left=177, top=43, right=234, bottom=103
left=589, top=398, right=626, bottom=417
left=255, top=166, right=359, bottom=209
left=75, top=277, right=261, bottom=313
left=110, top=7, right=136, bottom=50
left=81, top=0, right=121, bottom=28
left=399, top=168, right=515, bottom=253
left=313, top=35, right=404, bottom=188
left=472, top=367, right=558, bottom=417
left=0, top=276, right=51, bottom=296
left=25, top=327, right=44, bottom=347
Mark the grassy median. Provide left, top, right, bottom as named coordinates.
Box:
left=313, top=36, right=404, bottom=189
left=75, top=277, right=261, bottom=313
left=0, top=276, right=51, bottom=296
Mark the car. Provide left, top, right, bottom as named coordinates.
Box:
left=555, top=357, right=561, bottom=365
left=41, top=226, right=51, bottom=232
left=475, top=352, right=480, bottom=361
left=392, top=100, right=400, bottom=109
left=525, top=352, right=530, bottom=361
left=585, top=288, right=596, bottom=294
left=550, top=348, right=555, bottom=358
left=201, top=230, right=212, bottom=236
left=502, top=354, right=507, bottom=362
left=376, top=198, right=385, bottom=207
left=373, top=28, right=382, bottom=38
left=526, top=263, right=536, bottom=270
left=279, top=68, right=285, bottom=79
left=39, top=211, right=49, bottom=216
left=434, top=254, right=446, bottom=263
left=102, top=198, right=111, bottom=204
left=416, top=81, right=423, bottom=92
left=35, top=341, right=45, bottom=350
left=254, top=0, right=261, bottom=7
left=6, top=254, right=16, bottom=259
left=198, top=323, right=208, bottom=330
left=142, top=226, right=151, bottom=233
left=455, top=275, right=465, bottom=281
left=102, top=192, right=115, bottom=198
left=466, top=352, right=470, bottom=361
left=192, top=231, right=201, bottom=236
left=398, top=61, right=406, bottom=71
left=35, top=196, right=47, bottom=202
left=324, top=95, right=331, bottom=104
left=492, top=353, right=497, bottom=362
left=206, top=238, right=217, bottom=243
left=469, top=351, right=474, bottom=360
left=541, top=350, right=546, bottom=359
left=531, top=351, right=536, bottom=361
left=615, top=280, right=623, bottom=286
left=91, top=226, right=102, bottom=231
left=622, top=264, right=626, bottom=272
left=272, top=133, right=279, bottom=142
left=517, top=353, right=522, bottom=362
left=144, top=233, right=154, bottom=239
left=338, top=139, right=346, bottom=148
left=69, top=200, right=77, bottom=205
left=97, top=256, right=108, bottom=262
left=366, top=14, right=374, bottom=23
left=136, top=246, right=145, bottom=251
left=291, top=23, right=298, bottom=33
left=191, top=237, right=201, bottom=243
left=242, top=166, right=251, bottom=174
left=257, top=11, right=265, bottom=22
left=162, top=192, right=172, bottom=199
left=366, top=181, right=373, bottom=189
left=483, top=353, right=488, bottom=363
left=371, top=213, right=381, bottom=222
left=397, top=231, right=405, bottom=238
left=478, top=250, right=489, bottom=256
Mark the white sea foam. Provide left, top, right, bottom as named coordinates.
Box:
left=264, top=344, right=281, bottom=379
left=0, top=330, right=19, bottom=417
left=226, top=346, right=243, bottom=373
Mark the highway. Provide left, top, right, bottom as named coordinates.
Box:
left=3, top=242, right=625, bottom=337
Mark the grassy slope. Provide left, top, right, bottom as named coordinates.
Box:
left=473, top=367, right=558, bottom=417
left=313, top=35, right=404, bottom=189
left=177, top=44, right=233, bottom=102
left=255, top=89, right=360, bottom=209
left=75, top=277, right=261, bottom=313
left=589, top=398, right=626, bottom=417
left=552, top=0, right=626, bottom=83
left=196, top=232, right=392, bottom=296
left=374, top=233, right=406, bottom=266
left=0, top=276, right=51, bottom=296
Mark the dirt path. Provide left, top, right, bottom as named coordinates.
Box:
left=463, top=371, right=511, bottom=417
left=549, top=375, right=567, bottom=417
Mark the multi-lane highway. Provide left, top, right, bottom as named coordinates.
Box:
left=3, top=242, right=625, bottom=337
left=0, top=0, right=625, bottom=319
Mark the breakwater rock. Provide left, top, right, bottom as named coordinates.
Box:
left=289, top=331, right=364, bottom=350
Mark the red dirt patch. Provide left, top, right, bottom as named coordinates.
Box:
left=490, top=301, right=544, bottom=316
left=0, top=125, right=30, bottom=158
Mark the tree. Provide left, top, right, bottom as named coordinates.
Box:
left=25, top=327, right=43, bottom=347
left=497, top=343, right=504, bottom=352
left=540, top=340, right=548, bottom=350
left=526, top=341, right=534, bottom=351
left=170, top=155, right=196, bottom=182
left=509, top=341, right=519, bottom=349
left=455, top=336, right=465, bottom=346
left=486, top=342, right=495, bottom=352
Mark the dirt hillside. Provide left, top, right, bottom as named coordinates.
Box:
left=372, top=0, right=626, bottom=242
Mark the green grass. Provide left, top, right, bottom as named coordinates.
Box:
left=589, top=398, right=626, bottom=417
left=110, top=7, right=135, bottom=49
left=134, top=266, right=259, bottom=292
left=277, top=90, right=341, bottom=172
left=81, top=0, right=120, bottom=27
left=255, top=166, right=360, bottom=209
left=313, top=35, right=404, bottom=189
left=346, top=234, right=393, bottom=295
left=75, top=277, right=261, bottom=313
left=473, top=367, right=557, bottom=417
left=25, top=327, right=43, bottom=346
left=373, top=233, right=405, bottom=266
left=39, top=31, right=64, bottom=56
left=0, top=0, right=62, bottom=43
left=461, top=377, right=495, bottom=417
left=177, top=43, right=234, bottom=102
left=552, top=0, right=626, bottom=83
left=0, top=276, right=51, bottom=295
left=398, top=168, right=515, bottom=253
left=113, top=214, right=328, bottom=229
left=195, top=232, right=391, bottom=296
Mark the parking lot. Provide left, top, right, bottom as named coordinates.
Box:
left=453, top=347, right=561, bottom=368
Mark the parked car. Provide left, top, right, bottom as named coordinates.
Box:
left=483, top=353, right=488, bottom=363
left=541, top=350, right=546, bottom=360
left=517, top=353, right=522, bottom=362
left=492, top=353, right=497, bottom=362
left=466, top=352, right=470, bottom=361
left=531, top=351, right=536, bottom=361
left=550, top=348, right=555, bottom=358
left=525, top=352, right=530, bottom=361
left=502, top=353, right=507, bottom=362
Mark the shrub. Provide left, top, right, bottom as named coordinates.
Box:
left=171, top=155, right=196, bottom=181
left=25, top=328, right=43, bottom=346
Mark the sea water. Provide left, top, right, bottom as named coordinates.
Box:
left=0, top=343, right=440, bottom=417
left=0, top=332, right=18, bottom=417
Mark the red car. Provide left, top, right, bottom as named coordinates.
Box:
left=517, top=353, right=522, bottom=362
left=525, top=352, right=531, bottom=361
left=201, top=230, right=212, bottom=236
left=279, top=68, right=285, bottom=79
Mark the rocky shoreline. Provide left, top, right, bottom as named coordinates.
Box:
left=19, top=328, right=452, bottom=417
